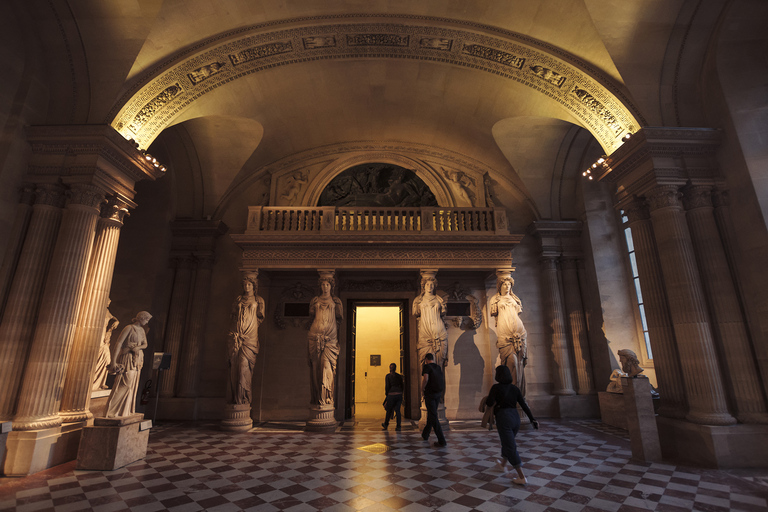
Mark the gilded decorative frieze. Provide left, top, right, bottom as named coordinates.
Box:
left=346, top=34, right=409, bottom=46
left=461, top=44, right=525, bottom=69
left=128, top=83, right=183, bottom=134
left=529, top=65, right=566, bottom=87
left=188, top=62, right=226, bottom=85
left=229, top=41, right=293, bottom=65
left=571, top=87, right=622, bottom=136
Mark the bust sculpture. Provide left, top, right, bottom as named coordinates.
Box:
left=105, top=311, right=151, bottom=418
left=227, top=272, right=265, bottom=405
left=618, top=349, right=644, bottom=378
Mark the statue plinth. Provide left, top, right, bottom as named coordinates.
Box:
left=221, top=403, right=253, bottom=431
left=76, top=414, right=149, bottom=471
left=306, top=404, right=336, bottom=432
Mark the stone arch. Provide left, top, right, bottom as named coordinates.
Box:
left=108, top=15, right=643, bottom=153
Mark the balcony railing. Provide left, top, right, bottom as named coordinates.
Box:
left=245, top=206, right=508, bottom=235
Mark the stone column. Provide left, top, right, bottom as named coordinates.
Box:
left=176, top=256, right=214, bottom=397
left=59, top=198, right=130, bottom=423
left=0, top=185, right=65, bottom=421
left=623, top=199, right=687, bottom=419
left=646, top=185, right=735, bottom=426
left=159, top=258, right=194, bottom=398
left=561, top=257, right=594, bottom=395
left=0, top=186, right=35, bottom=318
left=541, top=256, right=576, bottom=396
left=12, top=184, right=105, bottom=430
left=683, top=185, right=768, bottom=423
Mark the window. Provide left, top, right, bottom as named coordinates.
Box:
left=622, top=212, right=653, bottom=360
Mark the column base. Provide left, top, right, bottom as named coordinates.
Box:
left=657, top=416, right=768, bottom=468
left=221, top=403, right=253, bottom=431
left=3, top=421, right=86, bottom=476
left=556, top=394, right=600, bottom=418
left=76, top=414, right=150, bottom=471
left=306, top=404, right=337, bottom=432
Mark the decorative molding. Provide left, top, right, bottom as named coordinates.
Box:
left=339, top=278, right=417, bottom=293
left=107, top=17, right=642, bottom=152
left=188, top=62, right=227, bottom=85
left=443, top=282, right=482, bottom=329
left=273, top=281, right=315, bottom=329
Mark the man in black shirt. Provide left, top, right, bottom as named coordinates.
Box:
left=382, top=363, right=404, bottom=430
left=421, top=353, right=446, bottom=446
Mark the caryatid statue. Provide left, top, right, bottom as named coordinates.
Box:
left=92, top=298, right=119, bottom=391
left=227, top=271, right=265, bottom=405
left=105, top=311, right=151, bottom=418
left=413, top=270, right=448, bottom=369
left=490, top=270, right=528, bottom=396
left=308, top=271, right=343, bottom=406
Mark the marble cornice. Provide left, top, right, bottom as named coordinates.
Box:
left=109, top=15, right=642, bottom=152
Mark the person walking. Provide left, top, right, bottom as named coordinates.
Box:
left=421, top=353, right=446, bottom=447
left=382, top=363, right=404, bottom=430
left=485, top=365, right=539, bottom=485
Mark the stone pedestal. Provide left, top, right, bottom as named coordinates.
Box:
left=0, top=421, right=11, bottom=473
left=598, top=392, right=627, bottom=429
left=657, top=416, right=768, bottom=468
left=306, top=404, right=337, bottom=432
left=221, top=403, right=253, bottom=431
left=556, top=394, right=600, bottom=419
left=3, top=421, right=85, bottom=476
left=76, top=414, right=150, bottom=471
left=622, top=377, right=661, bottom=462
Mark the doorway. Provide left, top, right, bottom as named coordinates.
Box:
left=345, top=301, right=409, bottom=420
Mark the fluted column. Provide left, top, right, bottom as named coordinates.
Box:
left=561, top=257, right=594, bottom=394
left=683, top=186, right=768, bottom=423
left=646, top=185, right=735, bottom=426
left=59, top=198, right=129, bottom=422
left=176, top=256, right=214, bottom=397
left=541, top=256, right=576, bottom=395
left=623, top=199, right=687, bottom=419
left=13, top=184, right=105, bottom=430
left=160, top=257, right=194, bottom=397
left=0, top=185, right=65, bottom=421
left=0, top=186, right=35, bottom=318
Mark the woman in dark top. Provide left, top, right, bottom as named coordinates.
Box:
left=485, top=365, right=539, bottom=485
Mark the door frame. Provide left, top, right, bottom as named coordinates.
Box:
left=345, top=299, right=411, bottom=420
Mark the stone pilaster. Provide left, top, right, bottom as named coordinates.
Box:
left=176, top=256, right=214, bottom=397
left=0, top=185, right=65, bottom=421
left=159, top=257, right=193, bottom=398
left=561, top=257, right=594, bottom=395
left=0, top=186, right=35, bottom=318
left=13, top=184, right=106, bottom=430
left=683, top=186, right=768, bottom=423
left=59, top=198, right=130, bottom=423
left=623, top=199, right=687, bottom=419
left=541, top=256, right=576, bottom=396
left=646, top=185, right=735, bottom=426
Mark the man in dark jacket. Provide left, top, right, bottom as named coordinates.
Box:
left=382, top=363, right=404, bottom=430
left=421, top=353, right=446, bottom=446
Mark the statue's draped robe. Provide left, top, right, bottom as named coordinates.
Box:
left=414, top=294, right=448, bottom=368
left=228, top=295, right=265, bottom=405
left=105, top=323, right=147, bottom=417
left=308, top=296, right=342, bottom=405
left=491, top=293, right=528, bottom=395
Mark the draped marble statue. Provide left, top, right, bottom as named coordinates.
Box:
left=227, top=272, right=265, bottom=405
left=413, top=273, right=448, bottom=368
left=308, top=273, right=343, bottom=406
left=490, top=273, right=528, bottom=396
left=105, top=311, right=151, bottom=417
left=92, top=299, right=119, bottom=391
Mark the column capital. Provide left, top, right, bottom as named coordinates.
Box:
left=646, top=185, right=683, bottom=212
left=65, top=184, right=106, bottom=211
left=622, top=197, right=650, bottom=223
left=33, top=184, right=66, bottom=208
left=100, top=196, right=132, bottom=225
left=682, top=185, right=714, bottom=211
left=712, top=187, right=730, bottom=208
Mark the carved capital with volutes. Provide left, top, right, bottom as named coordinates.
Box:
left=100, top=196, right=131, bottom=225
left=622, top=197, right=650, bottom=224
left=682, top=185, right=713, bottom=211
left=66, top=184, right=106, bottom=211
left=645, top=185, right=682, bottom=212
left=34, top=184, right=66, bottom=208
left=712, top=188, right=730, bottom=209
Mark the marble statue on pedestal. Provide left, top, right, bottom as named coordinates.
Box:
left=606, top=369, right=628, bottom=393
left=308, top=273, right=343, bottom=406
left=227, top=272, right=265, bottom=405
left=105, top=311, right=151, bottom=418
left=618, top=349, right=645, bottom=378
left=92, top=299, right=119, bottom=391
left=414, top=275, right=448, bottom=368
left=490, top=274, right=528, bottom=395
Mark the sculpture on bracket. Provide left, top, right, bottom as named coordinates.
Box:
left=227, top=271, right=265, bottom=405
left=490, top=273, right=528, bottom=396
left=308, top=272, right=343, bottom=406
left=618, top=349, right=645, bottom=378
left=413, top=273, right=448, bottom=368
left=105, top=311, right=151, bottom=418
left=92, top=298, right=119, bottom=391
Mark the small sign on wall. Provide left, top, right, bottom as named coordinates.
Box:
left=370, top=355, right=381, bottom=366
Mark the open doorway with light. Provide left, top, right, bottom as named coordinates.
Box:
left=345, top=301, right=409, bottom=420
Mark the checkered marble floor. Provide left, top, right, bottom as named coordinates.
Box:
left=2, top=419, right=767, bottom=511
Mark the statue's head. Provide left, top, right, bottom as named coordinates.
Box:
left=134, top=311, right=152, bottom=326
left=496, top=277, right=514, bottom=295
left=618, top=349, right=641, bottom=374
left=421, top=276, right=437, bottom=295
left=243, top=271, right=259, bottom=294
left=318, top=275, right=335, bottom=295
